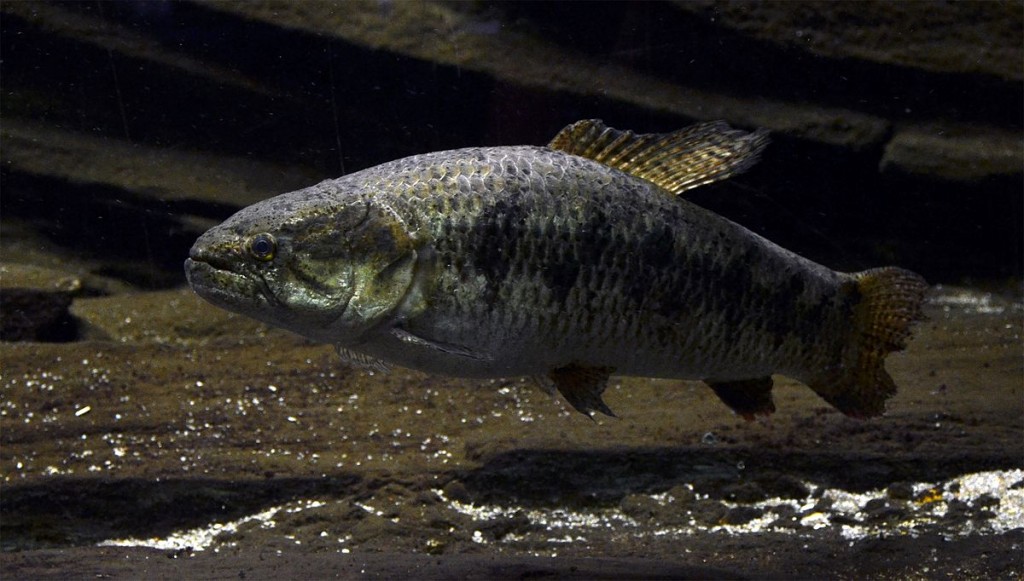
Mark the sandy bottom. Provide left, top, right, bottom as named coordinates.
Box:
left=1, top=285, right=1021, bottom=579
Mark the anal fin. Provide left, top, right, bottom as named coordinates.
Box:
left=548, top=363, right=617, bottom=418
left=706, top=377, right=776, bottom=421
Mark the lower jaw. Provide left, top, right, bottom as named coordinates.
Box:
left=185, top=260, right=261, bottom=312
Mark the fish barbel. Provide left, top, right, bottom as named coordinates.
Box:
left=185, top=120, right=927, bottom=419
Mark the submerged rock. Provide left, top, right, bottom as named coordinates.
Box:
left=0, top=264, right=80, bottom=342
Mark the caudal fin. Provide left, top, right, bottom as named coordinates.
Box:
left=808, top=267, right=928, bottom=418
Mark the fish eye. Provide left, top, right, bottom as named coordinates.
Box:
left=248, top=233, right=276, bottom=262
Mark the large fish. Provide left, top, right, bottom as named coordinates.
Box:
left=185, top=120, right=927, bottom=419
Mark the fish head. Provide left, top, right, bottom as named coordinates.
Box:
left=185, top=182, right=419, bottom=344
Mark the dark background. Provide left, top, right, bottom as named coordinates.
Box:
left=1, top=4, right=1022, bottom=578
left=2, top=1, right=1022, bottom=289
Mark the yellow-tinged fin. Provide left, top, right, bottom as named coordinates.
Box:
left=548, top=363, right=617, bottom=418
left=548, top=119, right=770, bottom=196
left=809, top=267, right=928, bottom=418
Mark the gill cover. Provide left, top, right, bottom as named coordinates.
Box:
left=321, top=199, right=420, bottom=338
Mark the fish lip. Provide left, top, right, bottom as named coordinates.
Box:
left=184, top=256, right=230, bottom=289
left=185, top=253, right=288, bottom=316
left=184, top=257, right=260, bottom=306
left=187, top=243, right=239, bottom=273
left=185, top=240, right=254, bottom=292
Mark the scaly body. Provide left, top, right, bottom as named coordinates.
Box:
left=186, top=120, right=926, bottom=418
left=355, top=146, right=844, bottom=381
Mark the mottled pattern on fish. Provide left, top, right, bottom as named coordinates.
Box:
left=186, top=120, right=927, bottom=419
left=353, top=146, right=846, bottom=379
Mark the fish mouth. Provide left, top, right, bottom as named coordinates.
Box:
left=186, top=240, right=241, bottom=273
left=184, top=255, right=265, bottom=311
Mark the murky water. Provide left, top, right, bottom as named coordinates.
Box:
left=2, top=2, right=1021, bottom=577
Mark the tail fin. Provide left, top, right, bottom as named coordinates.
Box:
left=808, top=267, right=928, bottom=418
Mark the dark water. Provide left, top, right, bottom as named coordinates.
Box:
left=3, top=1, right=1021, bottom=285
left=1, top=2, right=1022, bottom=578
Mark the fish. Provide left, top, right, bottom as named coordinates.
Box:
left=185, top=119, right=927, bottom=419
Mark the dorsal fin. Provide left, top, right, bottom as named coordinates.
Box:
left=548, top=119, right=770, bottom=196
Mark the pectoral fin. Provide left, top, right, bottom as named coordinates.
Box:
left=336, top=346, right=392, bottom=373
left=391, top=327, right=492, bottom=361
left=548, top=363, right=617, bottom=418
left=705, top=376, right=776, bottom=421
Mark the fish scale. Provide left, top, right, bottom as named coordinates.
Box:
left=186, top=120, right=926, bottom=419
left=369, top=146, right=832, bottom=378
